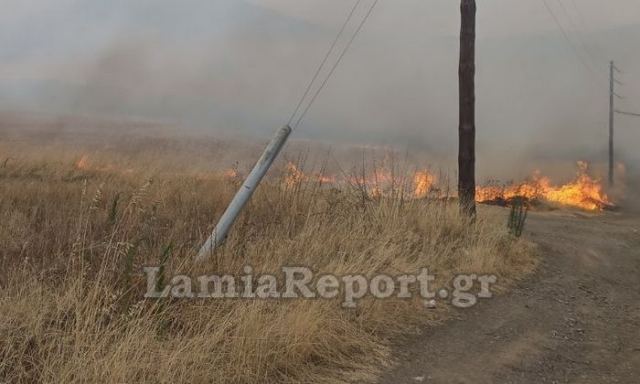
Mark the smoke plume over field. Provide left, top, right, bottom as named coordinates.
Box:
left=1, top=0, right=639, bottom=181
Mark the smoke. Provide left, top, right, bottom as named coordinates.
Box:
left=1, top=0, right=639, bottom=181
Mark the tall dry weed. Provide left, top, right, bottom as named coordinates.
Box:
left=0, top=152, right=537, bottom=383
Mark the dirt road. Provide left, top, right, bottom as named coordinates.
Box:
left=379, top=210, right=640, bottom=384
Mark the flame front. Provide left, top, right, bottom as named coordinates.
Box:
left=284, top=162, right=307, bottom=188
left=476, top=161, right=612, bottom=211
left=73, top=154, right=134, bottom=174
left=223, top=168, right=239, bottom=180
left=414, top=171, right=437, bottom=199
left=75, top=155, right=90, bottom=170
left=284, top=162, right=338, bottom=188
left=283, top=160, right=613, bottom=211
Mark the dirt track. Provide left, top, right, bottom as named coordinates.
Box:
left=379, top=210, right=640, bottom=384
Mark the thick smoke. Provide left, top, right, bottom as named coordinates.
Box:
left=0, top=0, right=639, bottom=182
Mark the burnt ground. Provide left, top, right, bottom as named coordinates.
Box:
left=378, top=210, right=640, bottom=384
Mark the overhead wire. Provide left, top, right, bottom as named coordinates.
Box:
left=540, top=0, right=605, bottom=86
left=287, top=0, right=364, bottom=126
left=289, top=0, right=380, bottom=130
left=568, top=0, right=611, bottom=61
left=554, top=0, right=607, bottom=71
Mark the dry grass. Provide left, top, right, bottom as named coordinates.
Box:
left=0, top=140, right=537, bottom=383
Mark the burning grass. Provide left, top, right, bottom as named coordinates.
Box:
left=283, top=160, right=615, bottom=212
left=476, top=161, right=613, bottom=211
left=0, top=146, right=537, bottom=383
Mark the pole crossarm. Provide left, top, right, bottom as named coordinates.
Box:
left=608, top=61, right=615, bottom=186
left=616, top=110, right=640, bottom=118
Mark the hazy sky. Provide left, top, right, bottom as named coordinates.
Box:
left=1, top=0, right=639, bottom=174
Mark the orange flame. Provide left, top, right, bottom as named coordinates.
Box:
left=284, top=162, right=337, bottom=187
left=223, top=168, right=239, bottom=180
left=413, top=170, right=437, bottom=199
left=476, top=161, right=612, bottom=211
left=284, top=162, right=306, bottom=188
left=75, top=154, right=90, bottom=170
left=281, top=161, right=613, bottom=211
left=73, top=154, right=134, bottom=174
left=316, top=174, right=337, bottom=184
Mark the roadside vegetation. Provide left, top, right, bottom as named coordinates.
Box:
left=0, top=138, right=537, bottom=383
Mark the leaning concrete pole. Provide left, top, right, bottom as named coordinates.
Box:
left=196, top=125, right=292, bottom=262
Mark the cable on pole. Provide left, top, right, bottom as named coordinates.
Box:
left=287, top=0, right=364, bottom=126
left=569, top=0, right=610, bottom=56
left=554, top=0, right=607, bottom=71
left=291, top=0, right=380, bottom=130
left=540, top=0, right=605, bottom=86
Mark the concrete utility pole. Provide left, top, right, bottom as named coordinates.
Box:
left=196, top=125, right=292, bottom=262
left=609, top=60, right=615, bottom=187
left=458, top=0, right=477, bottom=217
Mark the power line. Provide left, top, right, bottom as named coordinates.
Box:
left=287, top=0, right=364, bottom=126
left=540, top=0, right=604, bottom=86
left=568, top=0, right=611, bottom=62
left=293, top=0, right=380, bottom=130
left=569, top=0, right=588, bottom=27
left=554, top=0, right=607, bottom=71
left=542, top=0, right=601, bottom=79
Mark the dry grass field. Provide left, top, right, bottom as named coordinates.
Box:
left=0, top=131, right=537, bottom=383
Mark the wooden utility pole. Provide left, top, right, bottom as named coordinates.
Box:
left=609, top=60, right=615, bottom=187
left=458, top=0, right=477, bottom=217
